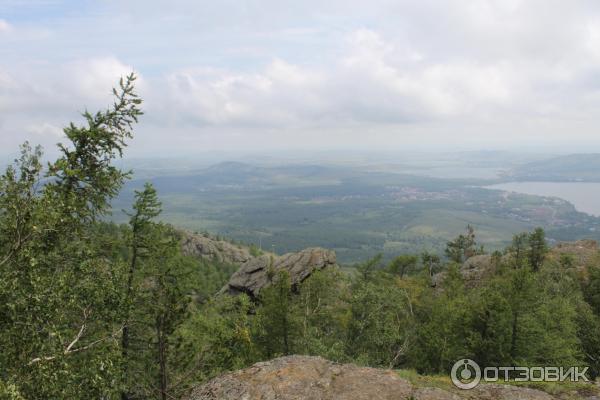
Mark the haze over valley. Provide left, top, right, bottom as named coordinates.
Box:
left=111, top=151, right=600, bottom=263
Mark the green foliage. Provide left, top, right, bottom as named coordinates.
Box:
left=444, top=225, right=484, bottom=263
left=0, top=75, right=141, bottom=399
left=347, top=273, right=416, bottom=368
left=292, top=269, right=349, bottom=361
left=387, top=254, right=419, bottom=278
left=421, top=251, right=442, bottom=279
left=527, top=227, right=548, bottom=271
left=584, top=265, right=600, bottom=316
left=253, top=270, right=299, bottom=357
left=47, top=73, right=142, bottom=224
left=249, top=244, right=263, bottom=257
left=409, top=265, right=470, bottom=373
left=575, top=303, right=600, bottom=379
left=357, top=253, right=383, bottom=280
left=507, top=228, right=549, bottom=271
left=173, top=295, right=256, bottom=386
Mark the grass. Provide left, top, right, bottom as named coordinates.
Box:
left=396, top=369, right=599, bottom=399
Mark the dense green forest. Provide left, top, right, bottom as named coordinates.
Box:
left=1, top=77, right=599, bottom=399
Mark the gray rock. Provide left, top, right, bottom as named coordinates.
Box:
left=221, top=247, right=337, bottom=297
left=186, top=355, right=413, bottom=400
left=180, top=231, right=253, bottom=265
left=468, top=383, right=555, bottom=400
left=413, top=387, right=461, bottom=400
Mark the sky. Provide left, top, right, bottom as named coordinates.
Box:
left=2, top=0, right=600, bottom=158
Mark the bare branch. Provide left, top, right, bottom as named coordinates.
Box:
left=28, top=323, right=124, bottom=366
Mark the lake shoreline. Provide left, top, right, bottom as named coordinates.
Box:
left=484, top=181, right=600, bottom=217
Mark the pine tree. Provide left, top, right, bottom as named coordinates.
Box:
left=527, top=228, right=548, bottom=272
left=254, top=270, right=298, bottom=357
left=445, top=225, right=482, bottom=264
left=510, top=232, right=529, bottom=268
left=0, top=74, right=142, bottom=398
left=121, top=183, right=162, bottom=400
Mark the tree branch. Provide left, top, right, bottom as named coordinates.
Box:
left=28, top=319, right=124, bottom=366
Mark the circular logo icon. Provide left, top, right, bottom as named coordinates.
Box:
left=451, top=359, right=481, bottom=390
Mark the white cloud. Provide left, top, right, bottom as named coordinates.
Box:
left=4, top=1, right=600, bottom=154
left=26, top=122, right=63, bottom=138
left=67, top=57, right=137, bottom=102
left=160, top=29, right=516, bottom=127
left=0, top=19, right=11, bottom=33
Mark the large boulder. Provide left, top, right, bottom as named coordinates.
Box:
left=180, top=231, right=253, bottom=265
left=221, top=248, right=336, bottom=297
left=186, top=356, right=572, bottom=400
left=187, top=355, right=413, bottom=400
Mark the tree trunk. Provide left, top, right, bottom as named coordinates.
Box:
left=157, top=315, right=168, bottom=400
left=121, top=236, right=139, bottom=400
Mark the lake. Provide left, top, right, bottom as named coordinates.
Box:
left=485, top=181, right=600, bottom=217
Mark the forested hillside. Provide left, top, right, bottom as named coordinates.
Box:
left=1, top=78, right=599, bottom=399
left=504, top=154, right=600, bottom=182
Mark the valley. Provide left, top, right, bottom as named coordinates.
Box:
left=113, top=155, right=600, bottom=264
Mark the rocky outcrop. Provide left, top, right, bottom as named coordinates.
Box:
left=432, top=254, right=504, bottom=289
left=550, top=240, right=599, bottom=268
left=180, top=231, right=253, bottom=265
left=457, top=253, right=516, bottom=288
left=431, top=240, right=600, bottom=289
left=221, top=248, right=337, bottom=297
left=187, top=356, right=413, bottom=400
left=467, top=384, right=555, bottom=400
left=187, top=356, right=580, bottom=400
left=413, top=387, right=461, bottom=400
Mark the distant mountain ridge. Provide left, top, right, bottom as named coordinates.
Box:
left=504, top=153, right=600, bottom=182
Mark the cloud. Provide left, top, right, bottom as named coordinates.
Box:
left=66, top=57, right=138, bottom=102
left=3, top=1, right=600, bottom=154
left=0, top=57, right=140, bottom=154
left=0, top=19, right=11, bottom=33
left=26, top=122, right=63, bottom=138
left=160, top=29, right=515, bottom=127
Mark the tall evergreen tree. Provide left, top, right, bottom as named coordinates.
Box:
left=510, top=232, right=529, bottom=268
left=445, top=225, right=482, bottom=264
left=527, top=228, right=548, bottom=272
left=254, top=270, right=299, bottom=357
left=121, top=183, right=162, bottom=400
left=0, top=74, right=142, bottom=398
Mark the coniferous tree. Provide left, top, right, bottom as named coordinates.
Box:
left=510, top=232, right=529, bottom=268
left=0, top=74, right=142, bottom=398
left=527, top=227, right=548, bottom=272
left=121, top=183, right=162, bottom=400
left=254, top=270, right=298, bottom=357
left=445, top=225, right=482, bottom=264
